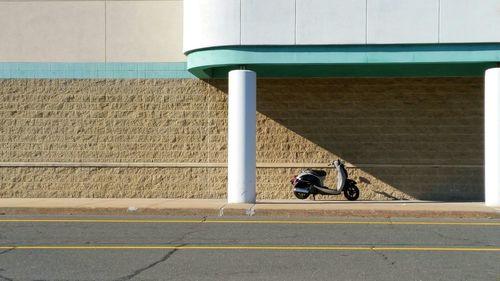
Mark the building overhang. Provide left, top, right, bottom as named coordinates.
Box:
left=186, top=44, right=500, bottom=79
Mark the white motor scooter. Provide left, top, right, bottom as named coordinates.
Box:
left=290, top=159, right=360, bottom=200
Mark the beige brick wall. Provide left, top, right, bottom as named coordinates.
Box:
left=0, top=78, right=484, bottom=200
left=0, top=167, right=226, bottom=198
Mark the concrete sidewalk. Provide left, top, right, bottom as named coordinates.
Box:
left=0, top=198, right=499, bottom=218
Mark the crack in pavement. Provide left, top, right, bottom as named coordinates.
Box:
left=0, top=249, right=15, bottom=281
left=0, top=248, right=14, bottom=256
left=114, top=217, right=208, bottom=280
left=372, top=248, right=396, bottom=266
left=114, top=244, right=186, bottom=281
left=163, top=225, right=203, bottom=245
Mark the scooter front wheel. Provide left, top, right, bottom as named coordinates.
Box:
left=344, top=185, right=360, bottom=201
left=293, top=191, right=310, bottom=200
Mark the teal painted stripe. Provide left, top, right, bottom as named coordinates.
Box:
left=0, top=63, right=196, bottom=79
left=187, top=44, right=500, bottom=78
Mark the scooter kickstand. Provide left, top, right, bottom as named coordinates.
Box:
left=312, top=194, right=316, bottom=201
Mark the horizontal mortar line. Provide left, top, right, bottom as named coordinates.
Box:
left=0, top=162, right=226, bottom=168
left=0, top=219, right=498, bottom=226
left=0, top=162, right=484, bottom=168
left=0, top=245, right=498, bottom=252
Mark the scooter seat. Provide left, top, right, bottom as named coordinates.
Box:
left=310, top=170, right=327, bottom=177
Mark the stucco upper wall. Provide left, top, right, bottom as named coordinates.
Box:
left=0, top=0, right=185, bottom=63
left=183, top=0, right=500, bottom=53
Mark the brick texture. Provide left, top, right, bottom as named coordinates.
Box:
left=0, top=78, right=484, bottom=200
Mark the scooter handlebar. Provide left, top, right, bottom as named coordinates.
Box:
left=328, top=159, right=345, bottom=166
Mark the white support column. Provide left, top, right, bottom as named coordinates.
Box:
left=227, top=70, right=256, bottom=204
left=485, top=68, right=500, bottom=207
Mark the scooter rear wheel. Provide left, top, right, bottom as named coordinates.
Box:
left=294, top=191, right=310, bottom=200
left=344, top=185, right=360, bottom=201
left=293, top=181, right=311, bottom=200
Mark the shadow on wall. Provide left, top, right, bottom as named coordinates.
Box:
left=210, top=77, right=484, bottom=201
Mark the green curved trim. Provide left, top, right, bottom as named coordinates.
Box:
left=186, top=44, right=500, bottom=78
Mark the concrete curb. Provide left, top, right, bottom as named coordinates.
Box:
left=1, top=206, right=498, bottom=219
left=1, top=199, right=498, bottom=218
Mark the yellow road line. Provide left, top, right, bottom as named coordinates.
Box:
left=0, top=219, right=498, bottom=226
left=211, top=220, right=500, bottom=226
left=0, top=245, right=498, bottom=252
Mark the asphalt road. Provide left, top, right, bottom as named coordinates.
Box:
left=0, top=215, right=499, bottom=281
